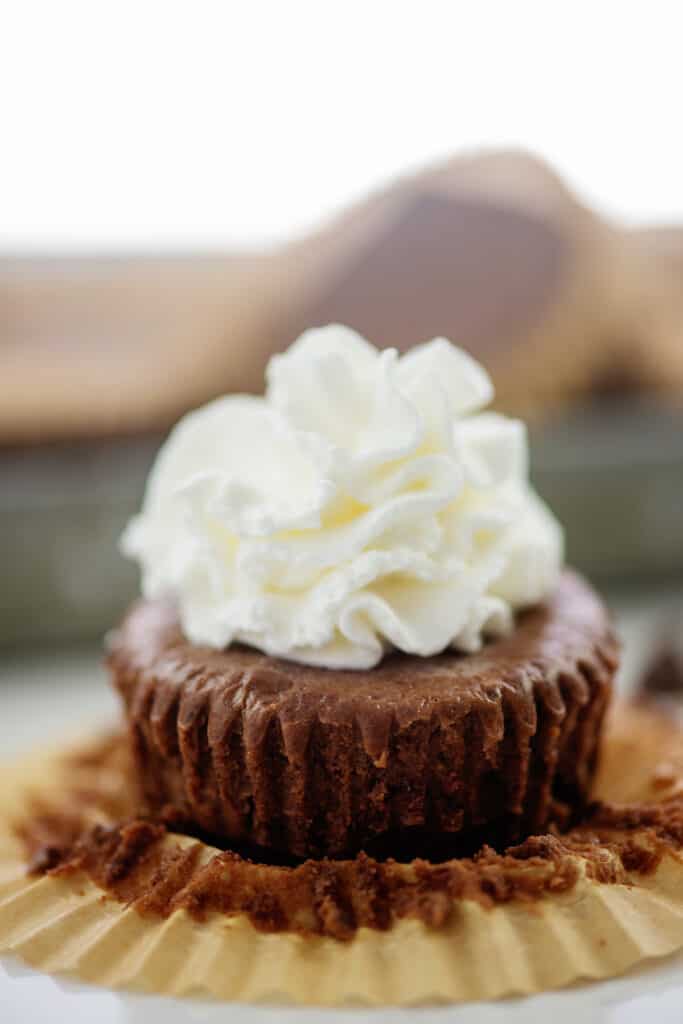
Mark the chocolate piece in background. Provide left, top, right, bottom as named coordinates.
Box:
left=273, top=149, right=621, bottom=420
left=639, top=615, right=683, bottom=697
left=1, top=147, right=683, bottom=446
left=283, top=191, right=569, bottom=362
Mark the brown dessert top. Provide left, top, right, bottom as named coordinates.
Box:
left=110, top=570, right=615, bottom=768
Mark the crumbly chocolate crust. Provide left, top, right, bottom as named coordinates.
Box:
left=108, top=572, right=617, bottom=858
left=17, top=740, right=683, bottom=941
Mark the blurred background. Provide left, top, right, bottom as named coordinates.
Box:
left=1, top=2, right=682, bottom=744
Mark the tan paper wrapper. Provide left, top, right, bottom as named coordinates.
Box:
left=1, top=705, right=682, bottom=1007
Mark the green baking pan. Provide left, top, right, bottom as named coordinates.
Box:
left=1, top=400, right=682, bottom=647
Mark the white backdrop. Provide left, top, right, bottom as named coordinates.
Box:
left=1, top=0, right=682, bottom=248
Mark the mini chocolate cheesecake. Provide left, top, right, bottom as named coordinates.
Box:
left=109, top=571, right=617, bottom=859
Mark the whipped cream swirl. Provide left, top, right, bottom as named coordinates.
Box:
left=122, top=326, right=563, bottom=669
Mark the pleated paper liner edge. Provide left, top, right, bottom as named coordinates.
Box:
left=0, top=713, right=682, bottom=1006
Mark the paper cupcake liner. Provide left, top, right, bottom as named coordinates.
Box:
left=1, top=703, right=682, bottom=1007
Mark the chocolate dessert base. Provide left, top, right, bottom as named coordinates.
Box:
left=109, top=572, right=617, bottom=859
left=16, top=707, right=683, bottom=941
